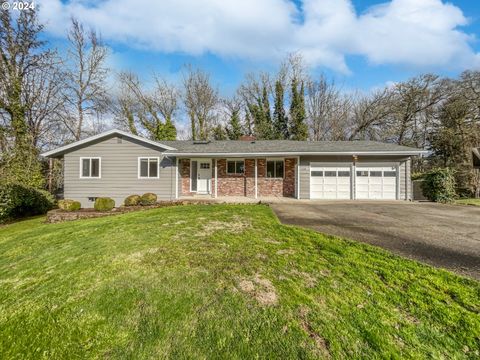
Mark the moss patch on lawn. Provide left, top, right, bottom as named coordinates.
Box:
left=0, top=204, right=479, bottom=359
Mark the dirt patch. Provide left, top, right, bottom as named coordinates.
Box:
left=276, top=249, right=295, bottom=256
left=298, top=306, right=331, bottom=358
left=197, top=215, right=251, bottom=237
left=238, top=274, right=278, bottom=306
left=291, top=269, right=317, bottom=288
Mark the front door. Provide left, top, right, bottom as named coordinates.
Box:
left=196, top=159, right=212, bottom=194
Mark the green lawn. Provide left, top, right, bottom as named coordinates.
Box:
left=0, top=205, right=479, bottom=359
left=455, top=198, right=480, bottom=207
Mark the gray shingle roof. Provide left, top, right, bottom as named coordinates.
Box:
left=162, top=140, right=424, bottom=155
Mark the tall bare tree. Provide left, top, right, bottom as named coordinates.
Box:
left=63, top=17, right=109, bottom=140
left=0, top=8, right=50, bottom=148
left=114, top=72, right=177, bottom=140
left=305, top=75, right=351, bottom=140
left=183, top=68, right=218, bottom=140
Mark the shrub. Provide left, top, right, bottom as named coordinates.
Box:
left=124, top=194, right=141, bottom=206
left=58, top=199, right=81, bottom=212
left=0, top=182, right=55, bottom=223
left=140, top=192, right=157, bottom=206
left=421, top=168, right=457, bottom=203
left=94, top=197, right=115, bottom=211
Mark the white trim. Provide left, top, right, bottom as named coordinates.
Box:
left=175, top=158, right=179, bottom=199
left=396, top=163, right=400, bottom=200
left=254, top=158, right=258, bottom=199
left=170, top=150, right=427, bottom=157
left=79, top=157, right=101, bottom=179
left=226, top=158, right=245, bottom=175
left=41, top=129, right=176, bottom=157
left=296, top=156, right=300, bottom=199
left=214, top=159, right=218, bottom=198
left=138, top=157, right=160, bottom=179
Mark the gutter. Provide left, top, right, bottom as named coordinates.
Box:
left=164, top=151, right=427, bottom=157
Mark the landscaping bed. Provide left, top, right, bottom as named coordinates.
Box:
left=46, top=200, right=262, bottom=223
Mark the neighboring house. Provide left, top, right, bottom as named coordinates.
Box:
left=41, top=129, right=425, bottom=208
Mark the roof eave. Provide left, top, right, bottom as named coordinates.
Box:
left=40, top=129, right=177, bottom=157
left=167, top=150, right=427, bottom=157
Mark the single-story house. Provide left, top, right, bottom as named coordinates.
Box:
left=41, top=129, right=426, bottom=208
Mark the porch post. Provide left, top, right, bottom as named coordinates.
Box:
left=214, top=158, right=218, bottom=198
left=255, top=158, right=258, bottom=199
left=48, top=158, right=53, bottom=193
left=296, top=156, right=300, bottom=199
left=175, top=158, right=179, bottom=199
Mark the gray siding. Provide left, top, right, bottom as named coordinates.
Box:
left=64, top=135, right=176, bottom=208
left=299, top=155, right=412, bottom=200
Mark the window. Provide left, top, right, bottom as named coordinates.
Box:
left=338, top=171, right=350, bottom=177
left=356, top=170, right=368, bottom=177
left=384, top=171, right=397, bottom=177
left=324, top=171, right=336, bottom=177
left=138, top=157, right=159, bottom=178
left=80, top=158, right=100, bottom=178
left=370, top=171, right=382, bottom=177
left=311, top=171, right=323, bottom=177
left=266, top=159, right=284, bottom=178
left=227, top=160, right=244, bottom=174
left=200, top=163, right=210, bottom=169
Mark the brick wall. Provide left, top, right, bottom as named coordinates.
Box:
left=179, top=157, right=296, bottom=198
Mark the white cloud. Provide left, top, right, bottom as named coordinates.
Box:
left=37, top=0, right=480, bottom=72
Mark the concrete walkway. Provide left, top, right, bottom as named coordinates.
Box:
left=270, top=201, right=480, bottom=280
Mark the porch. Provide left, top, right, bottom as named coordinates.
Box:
left=177, top=157, right=299, bottom=199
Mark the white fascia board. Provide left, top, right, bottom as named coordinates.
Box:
left=167, top=150, right=427, bottom=157
left=41, top=129, right=176, bottom=157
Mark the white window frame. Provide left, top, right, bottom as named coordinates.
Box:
left=79, top=157, right=101, bottom=179
left=266, top=158, right=285, bottom=179
left=138, top=157, right=160, bottom=179
left=226, top=159, right=245, bottom=175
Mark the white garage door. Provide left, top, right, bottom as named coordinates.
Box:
left=355, top=165, right=397, bottom=200
left=310, top=165, right=351, bottom=199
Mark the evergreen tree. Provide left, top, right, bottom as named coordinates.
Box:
left=212, top=124, right=228, bottom=140
left=226, top=109, right=243, bottom=140
left=249, top=85, right=274, bottom=139
left=156, top=117, right=177, bottom=140
left=289, top=79, right=309, bottom=140
left=273, top=80, right=288, bottom=139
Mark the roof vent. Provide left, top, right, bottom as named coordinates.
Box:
left=193, top=140, right=211, bottom=144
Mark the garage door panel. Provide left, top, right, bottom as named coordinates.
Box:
left=310, top=164, right=352, bottom=200
left=355, top=165, right=397, bottom=200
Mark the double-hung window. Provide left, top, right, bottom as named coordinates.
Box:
left=138, top=157, right=159, bottom=178
left=266, top=159, right=284, bottom=178
left=227, top=160, right=244, bottom=174
left=80, top=157, right=101, bottom=178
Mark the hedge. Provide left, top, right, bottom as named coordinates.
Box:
left=0, top=182, right=55, bottom=223
left=124, top=195, right=141, bottom=206
left=421, top=168, right=457, bottom=203
left=94, top=197, right=115, bottom=211
left=58, top=199, right=81, bottom=212
left=140, top=193, right=157, bottom=206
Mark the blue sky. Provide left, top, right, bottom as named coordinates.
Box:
left=39, top=0, right=480, bottom=94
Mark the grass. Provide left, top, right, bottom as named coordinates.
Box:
left=455, top=198, right=480, bottom=207
left=0, top=205, right=479, bottom=359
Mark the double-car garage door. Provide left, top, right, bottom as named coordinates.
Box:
left=310, top=163, right=398, bottom=200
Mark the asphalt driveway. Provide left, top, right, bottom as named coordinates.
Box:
left=271, top=201, right=480, bottom=280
